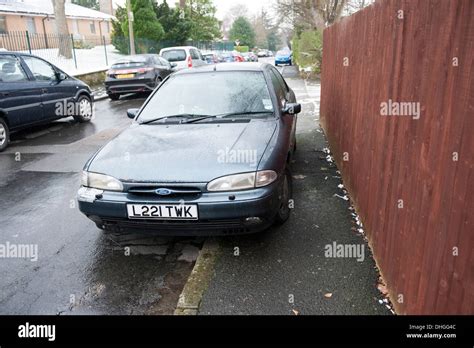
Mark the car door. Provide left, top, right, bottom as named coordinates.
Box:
left=21, top=55, right=73, bottom=121
left=0, top=54, right=43, bottom=129
left=269, top=67, right=296, bottom=150
left=190, top=49, right=206, bottom=67
left=158, top=57, right=173, bottom=78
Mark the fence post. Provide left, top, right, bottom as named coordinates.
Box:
left=25, top=31, right=32, bottom=54
left=102, top=35, right=108, bottom=66
left=70, top=34, right=77, bottom=70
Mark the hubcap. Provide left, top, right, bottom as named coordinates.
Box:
left=79, top=99, right=92, bottom=119
left=0, top=124, right=6, bottom=146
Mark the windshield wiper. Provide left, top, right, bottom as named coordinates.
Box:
left=140, top=114, right=211, bottom=125
left=185, top=111, right=274, bottom=124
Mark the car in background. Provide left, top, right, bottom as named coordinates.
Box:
left=159, top=46, right=207, bottom=70
left=232, top=51, right=245, bottom=62
left=275, top=50, right=293, bottom=66
left=0, top=52, right=93, bottom=151
left=242, top=52, right=258, bottom=62
left=218, top=52, right=234, bottom=63
left=257, top=49, right=270, bottom=57
left=77, top=63, right=301, bottom=235
left=105, top=54, right=175, bottom=100
left=203, top=53, right=219, bottom=64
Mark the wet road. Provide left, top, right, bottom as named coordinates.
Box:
left=0, top=94, right=199, bottom=315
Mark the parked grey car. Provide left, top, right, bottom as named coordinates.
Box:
left=78, top=63, right=301, bottom=235
left=105, top=54, right=175, bottom=100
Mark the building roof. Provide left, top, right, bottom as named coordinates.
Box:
left=0, top=0, right=115, bottom=20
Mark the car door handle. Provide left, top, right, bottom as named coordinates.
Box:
left=41, top=88, right=48, bottom=94
left=1, top=92, right=9, bottom=97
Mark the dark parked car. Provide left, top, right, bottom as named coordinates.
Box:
left=105, top=54, right=175, bottom=100
left=78, top=63, right=301, bottom=236
left=0, top=52, right=93, bottom=152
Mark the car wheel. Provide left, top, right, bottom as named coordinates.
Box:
left=274, top=168, right=293, bottom=225
left=73, top=95, right=93, bottom=123
left=108, top=93, right=120, bottom=101
left=0, top=118, right=10, bottom=152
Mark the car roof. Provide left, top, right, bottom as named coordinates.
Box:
left=173, top=62, right=272, bottom=75
left=160, top=46, right=198, bottom=51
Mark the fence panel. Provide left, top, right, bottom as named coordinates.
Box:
left=320, top=0, right=474, bottom=314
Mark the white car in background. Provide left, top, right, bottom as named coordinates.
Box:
left=159, top=46, right=207, bottom=70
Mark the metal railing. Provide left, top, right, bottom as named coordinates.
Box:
left=0, top=31, right=118, bottom=74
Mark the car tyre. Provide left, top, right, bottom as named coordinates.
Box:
left=274, top=168, right=293, bottom=225
left=108, top=93, right=120, bottom=101
left=73, top=95, right=93, bottom=123
left=0, top=118, right=10, bottom=152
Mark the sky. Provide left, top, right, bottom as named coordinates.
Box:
left=112, top=0, right=276, bottom=20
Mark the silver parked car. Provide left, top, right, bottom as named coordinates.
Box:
left=159, top=46, right=207, bottom=70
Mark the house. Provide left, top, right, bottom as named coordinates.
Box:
left=0, top=0, right=115, bottom=50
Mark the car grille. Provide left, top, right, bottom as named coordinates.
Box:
left=102, top=218, right=252, bottom=235
left=127, top=185, right=203, bottom=199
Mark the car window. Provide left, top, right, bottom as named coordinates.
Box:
left=138, top=71, right=274, bottom=122
left=190, top=49, right=202, bottom=60
left=161, top=49, right=186, bottom=62
left=159, top=57, right=171, bottom=68
left=23, top=56, right=56, bottom=81
left=269, top=69, right=286, bottom=104
left=0, top=55, right=28, bottom=82
left=112, top=56, right=147, bottom=69
left=271, top=67, right=289, bottom=92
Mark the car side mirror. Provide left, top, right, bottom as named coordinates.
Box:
left=127, top=108, right=139, bottom=119
left=56, top=72, right=67, bottom=81
left=170, top=63, right=177, bottom=68
left=282, top=103, right=301, bottom=115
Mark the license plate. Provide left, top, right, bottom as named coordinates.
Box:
left=127, top=204, right=198, bottom=220
left=117, top=74, right=134, bottom=79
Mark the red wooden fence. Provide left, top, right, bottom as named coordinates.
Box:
left=320, top=0, right=473, bottom=314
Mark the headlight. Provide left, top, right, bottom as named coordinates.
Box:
left=207, top=170, right=277, bottom=192
left=81, top=171, right=123, bottom=191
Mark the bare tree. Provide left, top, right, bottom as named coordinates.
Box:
left=344, top=0, right=374, bottom=15
left=52, top=0, right=72, bottom=58
left=275, top=0, right=348, bottom=31
left=222, top=4, right=250, bottom=39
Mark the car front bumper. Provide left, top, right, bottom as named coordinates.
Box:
left=275, top=58, right=291, bottom=65
left=77, top=181, right=282, bottom=236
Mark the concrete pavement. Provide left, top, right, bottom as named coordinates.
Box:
left=198, top=65, right=390, bottom=315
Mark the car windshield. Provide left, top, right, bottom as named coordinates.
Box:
left=161, top=49, right=186, bottom=62
left=138, top=71, right=274, bottom=123
left=277, top=51, right=290, bottom=56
